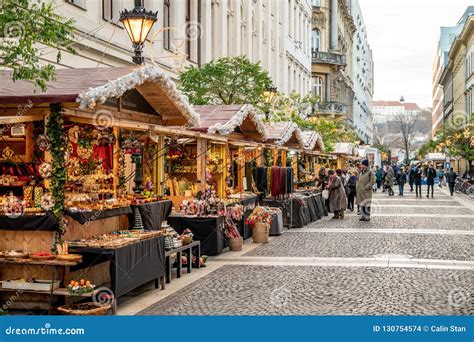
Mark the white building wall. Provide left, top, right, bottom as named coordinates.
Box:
left=44, top=0, right=311, bottom=97
left=351, top=0, right=374, bottom=144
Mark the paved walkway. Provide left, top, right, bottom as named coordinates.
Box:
left=118, top=187, right=473, bottom=316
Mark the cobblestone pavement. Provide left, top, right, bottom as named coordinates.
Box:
left=137, top=265, right=473, bottom=316
left=125, top=189, right=473, bottom=316
left=244, top=232, right=472, bottom=260
left=306, top=216, right=473, bottom=230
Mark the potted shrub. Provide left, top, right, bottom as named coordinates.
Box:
left=246, top=207, right=272, bottom=243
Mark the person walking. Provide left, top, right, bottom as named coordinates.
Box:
left=375, top=166, right=383, bottom=192
left=384, top=166, right=395, bottom=196
left=438, top=168, right=445, bottom=188
left=356, top=160, right=376, bottom=221
left=446, top=167, right=458, bottom=196
left=327, top=169, right=347, bottom=219
left=425, top=164, right=436, bottom=198
left=347, top=171, right=357, bottom=212
left=414, top=163, right=423, bottom=198
left=397, top=167, right=407, bottom=196
left=408, top=165, right=415, bottom=192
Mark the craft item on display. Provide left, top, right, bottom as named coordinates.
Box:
left=68, top=126, right=80, bottom=143
left=40, top=193, right=55, bottom=211
left=133, top=208, right=144, bottom=230
left=2, top=250, right=28, bottom=259
left=23, top=186, right=33, bottom=204
left=3, top=192, right=24, bottom=216
left=30, top=252, right=55, bottom=260
left=34, top=187, right=44, bottom=208
left=67, top=279, right=95, bottom=296
left=123, top=135, right=141, bottom=155
left=36, top=134, right=51, bottom=151
left=38, top=162, right=52, bottom=179
left=77, top=145, right=92, bottom=160
left=1, top=147, right=15, bottom=160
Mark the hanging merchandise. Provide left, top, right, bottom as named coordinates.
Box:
left=38, top=162, right=53, bottom=179
left=253, top=166, right=294, bottom=199
left=36, top=134, right=51, bottom=151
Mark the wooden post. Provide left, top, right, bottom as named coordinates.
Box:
left=219, top=143, right=227, bottom=197
left=237, top=146, right=245, bottom=191
left=196, top=137, right=207, bottom=192
left=281, top=150, right=287, bottom=167
left=112, top=127, right=120, bottom=194
left=272, top=149, right=278, bottom=166
left=155, top=133, right=165, bottom=195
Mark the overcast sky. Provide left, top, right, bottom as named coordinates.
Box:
left=359, top=0, right=471, bottom=108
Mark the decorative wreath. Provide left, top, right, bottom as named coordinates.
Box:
left=36, top=134, right=51, bottom=151
left=39, top=162, right=53, bottom=179
left=68, top=126, right=80, bottom=143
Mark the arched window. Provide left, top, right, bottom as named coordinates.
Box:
left=313, top=76, right=324, bottom=99
left=312, top=29, right=320, bottom=52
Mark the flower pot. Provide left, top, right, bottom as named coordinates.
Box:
left=252, top=222, right=269, bottom=243
left=228, top=237, right=243, bottom=251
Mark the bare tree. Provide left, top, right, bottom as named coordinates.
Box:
left=393, top=113, right=417, bottom=164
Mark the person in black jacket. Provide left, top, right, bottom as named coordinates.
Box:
left=446, top=167, right=458, bottom=196
left=408, top=166, right=415, bottom=191
left=414, top=163, right=423, bottom=198
left=396, top=167, right=407, bottom=196
left=425, top=164, right=436, bottom=198
left=346, top=171, right=357, bottom=211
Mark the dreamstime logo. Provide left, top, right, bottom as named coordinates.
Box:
left=360, top=198, right=381, bottom=217
left=270, top=286, right=292, bottom=308
left=183, top=21, right=203, bottom=42
left=3, top=21, right=25, bottom=40
left=447, top=111, right=469, bottom=130
left=92, top=109, right=115, bottom=130
left=92, top=287, right=115, bottom=308
left=448, top=288, right=470, bottom=308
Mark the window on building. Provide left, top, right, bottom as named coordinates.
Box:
left=311, top=29, right=320, bottom=53
left=163, top=0, right=171, bottom=50
left=312, top=0, right=321, bottom=7
left=66, top=0, right=86, bottom=10
left=313, top=76, right=324, bottom=99
left=102, top=0, right=121, bottom=22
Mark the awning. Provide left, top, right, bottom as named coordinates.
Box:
left=301, top=130, right=325, bottom=152
left=265, top=122, right=305, bottom=148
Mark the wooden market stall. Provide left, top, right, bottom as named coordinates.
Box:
left=332, top=143, right=360, bottom=169
left=0, top=65, right=204, bottom=312
left=299, top=130, right=325, bottom=189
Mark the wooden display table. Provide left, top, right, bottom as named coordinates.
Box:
left=165, top=241, right=201, bottom=284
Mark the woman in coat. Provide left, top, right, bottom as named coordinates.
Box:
left=327, top=169, right=347, bottom=219
left=384, top=166, right=395, bottom=196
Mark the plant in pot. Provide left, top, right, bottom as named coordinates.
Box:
left=246, top=207, right=273, bottom=243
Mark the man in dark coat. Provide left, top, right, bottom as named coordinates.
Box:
left=446, top=167, right=458, bottom=196
left=408, top=166, right=415, bottom=192
left=414, top=163, right=423, bottom=198
left=425, top=164, right=437, bottom=198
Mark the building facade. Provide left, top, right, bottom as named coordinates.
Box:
left=437, top=7, right=474, bottom=132
left=42, top=0, right=312, bottom=97
left=310, top=0, right=373, bottom=144
left=350, top=0, right=374, bottom=144
left=372, top=101, right=422, bottom=124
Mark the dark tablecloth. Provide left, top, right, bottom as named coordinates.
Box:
left=238, top=196, right=258, bottom=240
left=269, top=211, right=283, bottom=236
left=66, top=206, right=133, bottom=225
left=71, top=236, right=165, bottom=298
left=167, top=216, right=225, bottom=256
left=0, top=213, right=58, bottom=231
left=129, top=200, right=173, bottom=231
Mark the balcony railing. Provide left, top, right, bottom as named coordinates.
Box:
left=312, top=51, right=347, bottom=66
left=313, top=101, right=348, bottom=115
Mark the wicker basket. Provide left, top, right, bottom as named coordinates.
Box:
left=228, top=237, right=243, bottom=251
left=252, top=223, right=269, bottom=243
left=57, top=302, right=110, bottom=316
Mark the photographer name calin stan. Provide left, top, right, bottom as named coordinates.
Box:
left=431, top=325, right=466, bottom=333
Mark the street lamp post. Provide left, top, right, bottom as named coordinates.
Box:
left=119, top=0, right=158, bottom=65
left=263, top=86, right=277, bottom=120
left=119, top=1, right=158, bottom=194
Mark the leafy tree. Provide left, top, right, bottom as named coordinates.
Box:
left=268, top=92, right=315, bottom=121
left=0, top=0, right=76, bottom=91
left=179, top=56, right=272, bottom=106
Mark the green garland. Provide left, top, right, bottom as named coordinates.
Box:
left=47, top=104, right=67, bottom=241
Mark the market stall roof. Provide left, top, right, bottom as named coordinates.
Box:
left=301, top=130, right=325, bottom=152
left=0, top=65, right=200, bottom=127
left=333, top=143, right=358, bottom=156
left=193, top=104, right=267, bottom=141
left=265, top=122, right=305, bottom=148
